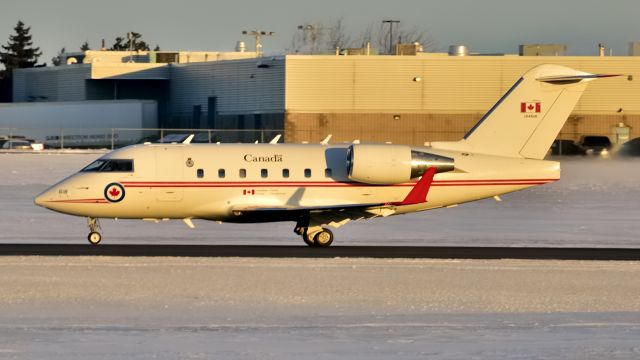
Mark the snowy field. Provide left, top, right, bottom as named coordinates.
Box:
left=0, top=152, right=639, bottom=247
left=1, top=152, right=640, bottom=359
left=1, top=257, right=640, bottom=360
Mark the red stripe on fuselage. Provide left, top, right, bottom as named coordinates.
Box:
left=44, top=198, right=109, bottom=204
left=120, top=179, right=558, bottom=188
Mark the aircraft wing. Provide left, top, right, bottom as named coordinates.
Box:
left=230, top=167, right=438, bottom=229
left=231, top=202, right=393, bottom=229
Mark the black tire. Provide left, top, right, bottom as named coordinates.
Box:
left=302, top=229, right=316, bottom=247
left=88, top=232, right=102, bottom=245
left=313, top=228, right=334, bottom=247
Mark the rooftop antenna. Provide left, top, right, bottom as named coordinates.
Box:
left=242, top=30, right=275, bottom=57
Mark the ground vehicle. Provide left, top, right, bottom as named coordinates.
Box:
left=550, top=140, right=586, bottom=155
left=617, top=137, right=640, bottom=156
left=580, top=135, right=612, bottom=156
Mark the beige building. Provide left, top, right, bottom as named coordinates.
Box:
left=12, top=51, right=640, bottom=146
left=283, top=54, right=639, bottom=145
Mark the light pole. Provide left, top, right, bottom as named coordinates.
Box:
left=382, top=20, right=400, bottom=55
left=242, top=30, right=275, bottom=56
left=297, top=24, right=320, bottom=54
left=127, top=32, right=134, bottom=63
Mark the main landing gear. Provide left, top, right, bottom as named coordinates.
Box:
left=87, top=217, right=102, bottom=245
left=295, top=225, right=334, bottom=247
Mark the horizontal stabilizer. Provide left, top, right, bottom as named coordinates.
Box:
left=536, top=74, right=621, bottom=83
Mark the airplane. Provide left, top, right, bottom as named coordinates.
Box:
left=34, top=64, right=618, bottom=247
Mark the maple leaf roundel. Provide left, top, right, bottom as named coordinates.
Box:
left=104, top=183, right=126, bottom=203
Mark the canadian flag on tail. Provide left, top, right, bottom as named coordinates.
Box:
left=521, top=102, right=541, bottom=113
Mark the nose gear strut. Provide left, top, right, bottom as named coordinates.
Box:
left=87, top=217, right=102, bottom=245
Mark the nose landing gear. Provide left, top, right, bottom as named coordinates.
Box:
left=87, top=217, right=102, bottom=245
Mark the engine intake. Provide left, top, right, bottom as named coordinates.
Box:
left=347, top=144, right=454, bottom=185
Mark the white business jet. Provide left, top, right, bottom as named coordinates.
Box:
left=34, top=65, right=617, bottom=246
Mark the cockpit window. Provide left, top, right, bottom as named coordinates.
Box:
left=81, top=159, right=134, bottom=172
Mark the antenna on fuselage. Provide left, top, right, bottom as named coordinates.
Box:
left=320, top=134, right=332, bottom=145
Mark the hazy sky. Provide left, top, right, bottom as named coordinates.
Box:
left=2, top=0, right=639, bottom=64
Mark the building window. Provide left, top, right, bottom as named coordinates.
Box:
left=239, top=169, right=246, bottom=178
left=261, top=169, right=268, bottom=178
left=197, top=169, right=204, bottom=178
left=218, top=169, right=225, bottom=178
left=282, top=169, right=290, bottom=178
left=325, top=168, right=332, bottom=178
left=304, top=168, right=312, bottom=178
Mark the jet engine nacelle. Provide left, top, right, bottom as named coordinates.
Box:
left=347, top=144, right=455, bottom=185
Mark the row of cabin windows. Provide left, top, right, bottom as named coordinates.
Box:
left=196, top=168, right=333, bottom=179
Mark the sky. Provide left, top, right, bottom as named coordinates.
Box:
left=1, top=0, right=640, bottom=65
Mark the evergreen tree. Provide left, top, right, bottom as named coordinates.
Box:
left=80, top=41, right=90, bottom=51
left=0, top=20, right=42, bottom=71
left=110, top=32, right=151, bottom=51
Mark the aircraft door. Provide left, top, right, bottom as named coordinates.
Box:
left=155, top=146, right=184, bottom=201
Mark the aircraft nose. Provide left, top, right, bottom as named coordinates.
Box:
left=34, top=193, right=44, bottom=207
left=34, top=187, right=57, bottom=208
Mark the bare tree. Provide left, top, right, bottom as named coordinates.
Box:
left=291, top=18, right=353, bottom=54
left=326, top=18, right=352, bottom=52
left=291, top=22, right=323, bottom=54
left=376, top=22, right=437, bottom=54
left=51, top=47, right=66, bottom=66
left=291, top=18, right=437, bottom=55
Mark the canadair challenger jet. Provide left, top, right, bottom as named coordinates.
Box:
left=35, top=65, right=617, bottom=247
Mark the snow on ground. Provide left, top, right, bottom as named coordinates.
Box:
left=1, top=257, right=640, bottom=359
left=1, top=153, right=640, bottom=358
left=1, top=152, right=639, bottom=246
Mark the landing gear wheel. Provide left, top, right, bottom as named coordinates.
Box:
left=313, top=228, right=334, bottom=247
left=86, top=217, right=102, bottom=245
left=88, top=232, right=102, bottom=245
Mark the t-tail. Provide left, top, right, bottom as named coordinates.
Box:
left=432, top=64, right=619, bottom=159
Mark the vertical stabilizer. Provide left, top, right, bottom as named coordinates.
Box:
left=444, top=65, right=616, bottom=159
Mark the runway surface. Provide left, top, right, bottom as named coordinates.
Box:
left=2, top=244, right=640, bottom=260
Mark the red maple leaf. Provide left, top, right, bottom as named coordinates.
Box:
left=527, top=104, right=534, bottom=110
left=109, top=187, right=120, bottom=197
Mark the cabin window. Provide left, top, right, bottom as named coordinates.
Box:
left=239, top=169, right=246, bottom=178
left=218, top=169, right=225, bottom=178
left=304, top=168, right=312, bottom=178
left=261, top=169, right=268, bottom=178
left=197, top=169, right=204, bottom=178
left=282, top=169, right=290, bottom=178
left=81, top=159, right=134, bottom=172
left=325, top=168, right=332, bottom=178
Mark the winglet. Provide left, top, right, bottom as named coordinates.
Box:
left=269, top=134, right=282, bottom=144
left=320, top=134, right=332, bottom=145
left=396, top=167, right=437, bottom=206
left=182, top=134, right=195, bottom=144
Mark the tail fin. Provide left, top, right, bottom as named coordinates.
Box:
left=444, top=64, right=617, bottom=159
